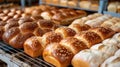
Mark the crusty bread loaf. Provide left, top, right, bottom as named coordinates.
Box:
left=24, top=36, right=43, bottom=58
left=43, top=43, right=74, bottom=67
left=74, top=31, right=102, bottom=48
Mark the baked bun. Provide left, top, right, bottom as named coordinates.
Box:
left=112, top=33, right=120, bottom=46
left=42, top=31, right=63, bottom=47
left=74, top=31, right=102, bottom=48
left=69, top=24, right=91, bottom=33
left=9, top=32, right=34, bottom=48
left=24, top=36, right=43, bottom=58
left=0, top=26, right=4, bottom=40
left=43, top=43, right=74, bottom=67
left=101, top=56, right=120, bottom=67
left=2, top=27, right=20, bottom=43
left=90, top=43, right=118, bottom=57
left=60, top=37, right=88, bottom=54
left=111, top=23, right=120, bottom=32
left=102, top=38, right=118, bottom=46
left=89, top=27, right=115, bottom=40
left=55, top=27, right=76, bottom=38
left=72, top=49, right=106, bottom=67
left=115, top=49, right=120, bottom=57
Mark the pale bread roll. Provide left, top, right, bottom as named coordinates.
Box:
left=101, top=56, right=120, bottom=67
left=114, top=49, right=120, bottom=57
left=91, top=43, right=118, bottom=57
left=72, top=49, right=106, bottom=67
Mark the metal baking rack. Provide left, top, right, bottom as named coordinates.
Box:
left=0, top=41, right=54, bottom=67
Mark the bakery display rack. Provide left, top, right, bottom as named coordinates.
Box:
left=0, top=41, right=54, bottom=67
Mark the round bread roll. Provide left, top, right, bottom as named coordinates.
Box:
left=43, top=43, right=74, bottom=67
left=41, top=11, right=53, bottom=20
left=24, top=36, right=43, bottom=58
left=55, top=27, right=76, bottom=38
left=101, top=56, right=120, bottom=67
left=72, top=49, right=106, bottom=67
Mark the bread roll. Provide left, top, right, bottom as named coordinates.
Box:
left=40, top=11, right=53, bottom=20
left=101, top=56, right=120, bottom=67
left=114, top=49, right=120, bottom=57
left=72, top=49, right=106, bottom=67
left=18, top=17, right=33, bottom=25
left=69, top=24, right=91, bottom=33
left=60, top=37, right=88, bottom=54
left=111, top=22, right=120, bottom=32
left=90, top=43, right=118, bottom=58
left=19, top=22, right=38, bottom=33
left=43, top=43, right=74, bottom=67
left=2, top=27, right=20, bottom=43
left=112, top=33, right=120, bottom=43
left=24, top=36, right=43, bottom=58
left=74, top=31, right=102, bottom=48
left=9, top=32, right=34, bottom=48
left=42, top=32, right=63, bottom=47
left=55, top=27, right=76, bottom=38
left=89, top=27, right=115, bottom=40
left=102, top=38, right=118, bottom=46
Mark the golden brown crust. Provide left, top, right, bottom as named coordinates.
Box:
left=33, top=28, right=44, bottom=36
left=42, top=32, right=63, bottom=47
left=89, top=27, right=115, bottom=40
left=6, top=18, right=19, bottom=23
left=60, top=37, right=88, bottom=54
left=37, top=20, right=54, bottom=29
left=55, top=27, right=76, bottom=38
left=43, top=43, right=74, bottom=67
left=18, top=17, right=33, bottom=25
left=69, top=24, right=91, bottom=33
left=9, top=33, right=34, bottom=48
left=75, top=31, right=102, bottom=48
left=0, top=21, right=6, bottom=26
left=24, top=36, right=43, bottom=58
left=4, top=21, right=19, bottom=31
left=19, top=22, right=38, bottom=33
left=2, top=27, right=20, bottom=43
